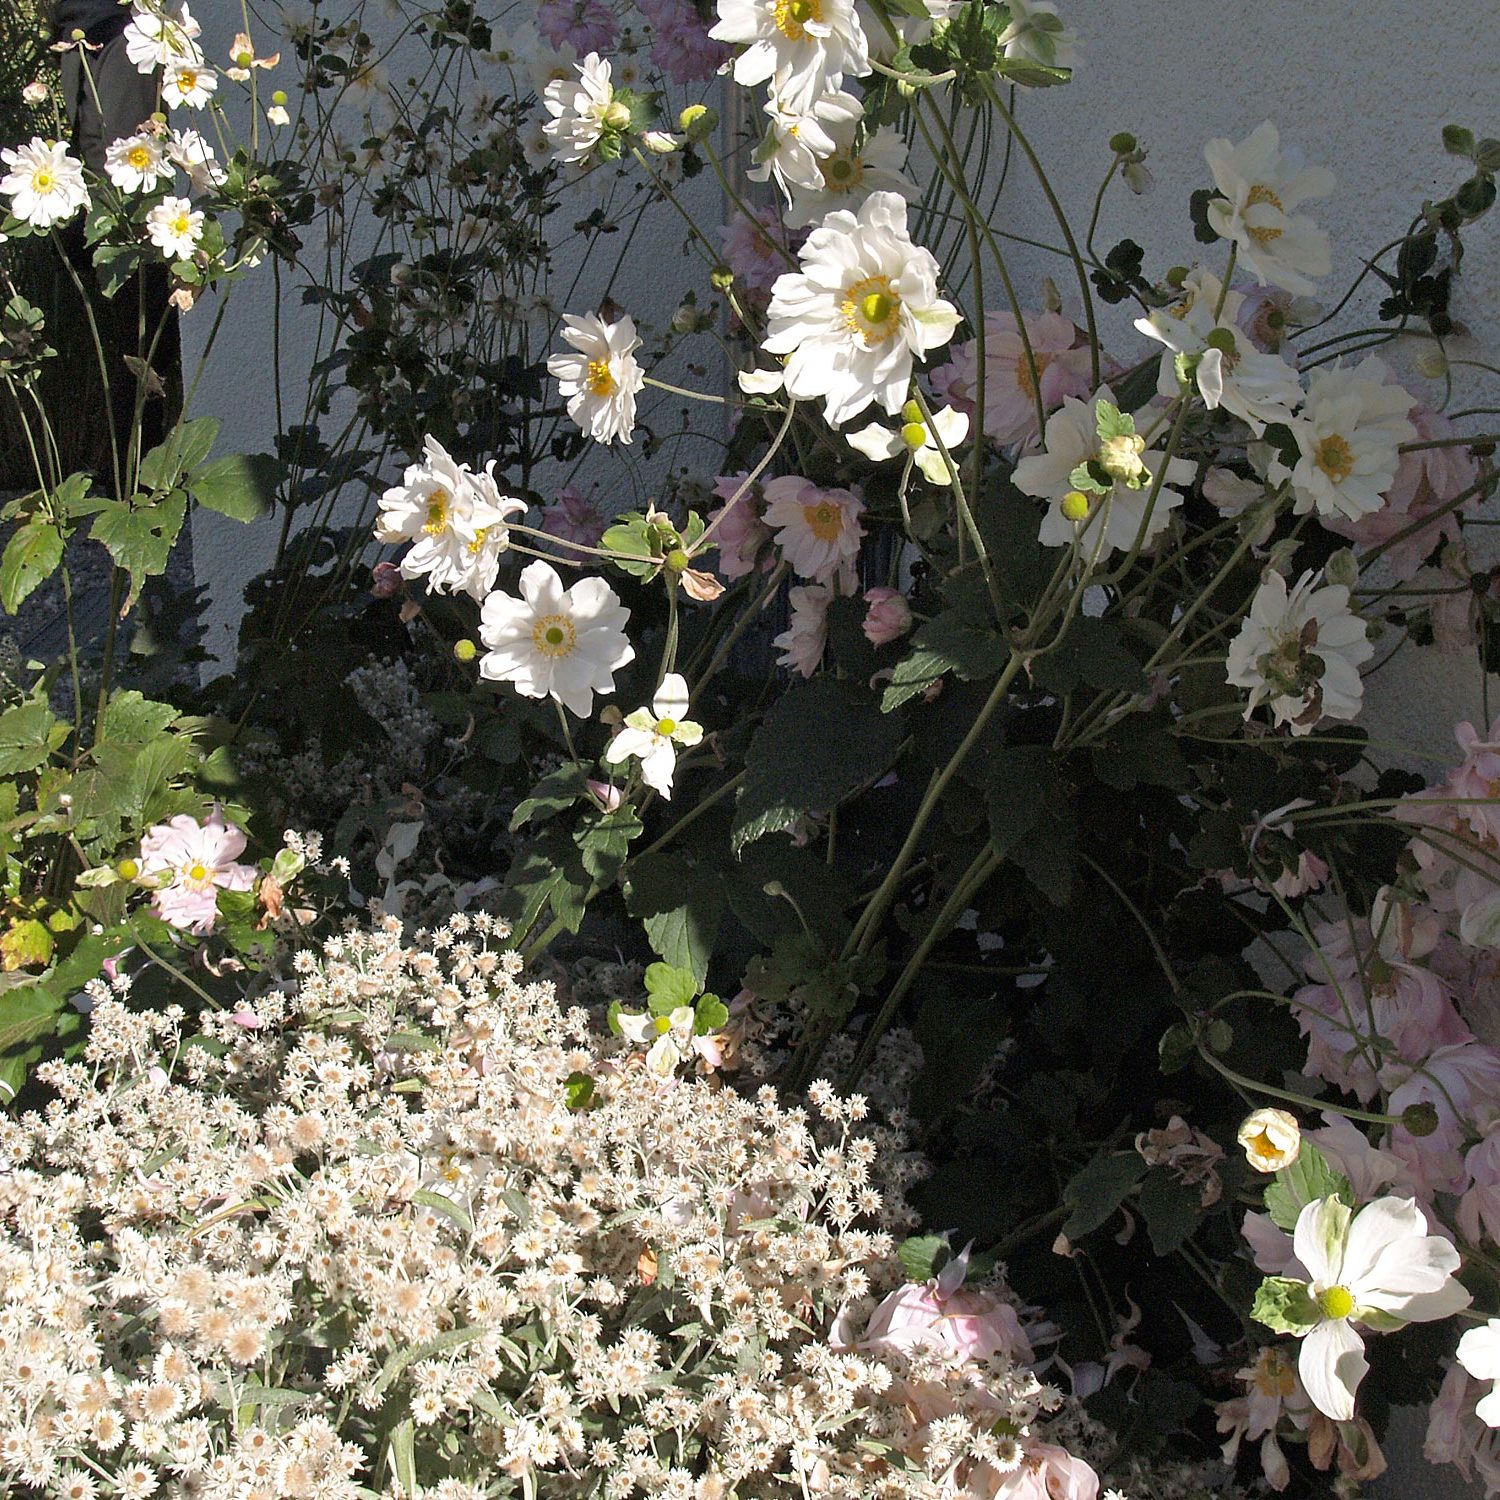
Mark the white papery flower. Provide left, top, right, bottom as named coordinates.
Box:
left=785, top=121, right=915, bottom=228
left=1016, top=387, right=1193, bottom=557
left=764, top=190, right=958, bottom=427
left=144, top=196, right=203, bottom=260
left=998, top=0, right=1078, bottom=70
left=124, top=2, right=203, bottom=72
left=1284, top=1195, right=1469, bottom=1421
left=1268, top=356, right=1417, bottom=523
left=165, top=128, right=225, bottom=192
left=543, top=52, right=628, bottom=166
left=748, top=87, right=863, bottom=200
left=604, top=673, right=703, bottom=797
left=0, top=138, right=89, bottom=228
left=847, top=403, right=968, bottom=485
left=548, top=312, right=646, bottom=446
left=161, top=59, right=218, bottom=109
left=478, top=561, right=635, bottom=717
left=1457, top=1321, right=1500, bottom=1428
left=1134, top=268, right=1302, bottom=434
left=1205, top=122, right=1335, bottom=294
left=1225, top=569, right=1372, bottom=734
left=710, top=0, right=871, bottom=108
left=375, top=435, right=526, bottom=600
left=104, top=133, right=171, bottom=193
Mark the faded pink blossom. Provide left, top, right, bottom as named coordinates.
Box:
left=720, top=206, right=798, bottom=301
left=1236, top=285, right=1301, bottom=358
left=370, top=560, right=403, bottom=598
left=979, top=1444, right=1100, bottom=1500
left=540, top=485, right=607, bottom=552
left=852, top=1270, right=1033, bottom=1369
left=931, top=310, right=1092, bottom=449
left=138, top=808, right=257, bottom=937
left=862, top=587, right=913, bottom=646
left=773, top=584, right=832, bottom=677
left=1426, top=1360, right=1500, bottom=1490
left=1267, top=848, right=1329, bottom=899
left=1458, top=1125, right=1500, bottom=1245
left=586, top=778, right=624, bottom=812
left=637, top=0, right=730, bottom=82
left=708, top=472, right=773, bottom=581
left=763, top=476, right=864, bottom=587
left=1388, top=1040, right=1500, bottom=1194
left=537, top=0, right=619, bottom=53
left=1305, top=1113, right=1417, bottom=1202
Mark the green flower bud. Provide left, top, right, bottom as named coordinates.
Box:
left=1109, top=131, right=1138, bottom=155
left=454, top=639, right=478, bottom=663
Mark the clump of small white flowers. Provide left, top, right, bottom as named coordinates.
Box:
left=144, top=194, right=204, bottom=261
left=548, top=311, right=646, bottom=446
left=0, top=137, right=89, bottom=229
left=0, top=914, right=1085, bottom=1500
left=764, top=190, right=959, bottom=427
left=604, top=672, right=703, bottom=797
left=1225, top=569, right=1374, bottom=734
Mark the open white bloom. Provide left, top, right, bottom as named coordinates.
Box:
left=1268, top=356, right=1417, bottom=523
left=104, top=133, right=171, bottom=193
left=764, top=190, right=959, bottom=427
left=543, top=52, right=628, bottom=166
left=1135, top=268, right=1302, bottom=434
left=605, top=673, right=703, bottom=797
left=161, top=58, right=218, bottom=109
left=144, top=196, right=203, bottom=261
left=1457, top=1321, right=1500, bottom=1428
left=165, top=127, right=225, bottom=191
left=549, top=312, right=646, bottom=446
left=478, top=560, right=635, bottom=717
left=1285, top=1195, right=1469, bottom=1421
left=124, top=1, right=204, bottom=72
left=1205, top=122, right=1335, bottom=294
left=847, top=402, right=968, bottom=485
left=1226, top=570, right=1372, bottom=734
left=376, top=436, right=526, bottom=600
left=748, top=87, right=863, bottom=200
left=616, top=1004, right=717, bottom=1077
left=0, top=138, right=89, bottom=229
left=998, top=0, right=1078, bottom=70
left=786, top=121, right=915, bottom=228
left=1016, top=387, right=1193, bottom=557
left=710, top=0, right=871, bottom=109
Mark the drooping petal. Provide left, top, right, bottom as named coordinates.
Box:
left=1298, top=1317, right=1368, bottom=1422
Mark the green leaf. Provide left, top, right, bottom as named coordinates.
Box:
left=734, top=676, right=904, bottom=851
left=189, top=453, right=280, bottom=521
left=410, top=1189, right=475, bottom=1236
left=985, top=745, right=1054, bottom=855
left=1251, top=1276, right=1321, bottom=1335
left=0, top=516, right=63, bottom=614
left=388, top=1417, right=417, bottom=1497
left=624, top=853, right=723, bottom=989
left=0, top=699, right=67, bottom=775
left=883, top=611, right=1008, bottom=712
left=98, top=690, right=179, bottom=746
left=694, top=995, right=728, bottom=1033
left=1091, top=726, right=1190, bottom=791
left=1031, top=617, right=1143, bottom=696
left=1264, top=1143, right=1354, bottom=1233
left=91, top=491, right=188, bottom=608
left=1138, top=1170, right=1203, bottom=1256
left=510, top=762, right=592, bottom=830
left=898, top=1234, right=949, bottom=1283
left=565, top=1071, right=595, bottom=1111
left=575, top=806, right=641, bottom=888
left=139, top=417, right=219, bottom=493
left=1061, top=1151, right=1147, bottom=1239
left=644, top=962, right=698, bottom=1011
left=1094, top=399, right=1135, bottom=442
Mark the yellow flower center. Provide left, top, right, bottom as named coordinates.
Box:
left=532, top=614, right=577, bottom=659
left=774, top=0, right=821, bottom=40
left=1016, top=351, right=1054, bottom=401
left=466, top=527, right=490, bottom=555
left=1314, top=433, right=1355, bottom=484
left=1252, top=1350, right=1297, bottom=1399
left=127, top=146, right=152, bottom=170
left=1318, top=1285, right=1355, bottom=1321
left=820, top=151, right=864, bottom=192
left=586, top=358, right=617, bottom=398
left=181, top=861, right=213, bottom=889
left=423, top=488, right=450, bottom=535
left=1245, top=183, right=1285, bottom=247
left=842, top=275, right=901, bottom=346
left=803, top=501, right=844, bottom=542
left=656, top=718, right=678, bottom=737
left=170, top=212, right=193, bottom=236
left=33, top=168, right=55, bottom=193
left=178, top=69, right=199, bottom=92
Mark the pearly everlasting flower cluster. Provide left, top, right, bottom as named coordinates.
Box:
left=0, top=915, right=1091, bottom=1500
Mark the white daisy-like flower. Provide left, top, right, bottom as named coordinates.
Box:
left=748, top=87, right=864, bottom=201
left=1205, top=122, right=1336, bottom=294
left=709, top=0, right=871, bottom=109
left=998, top=0, right=1078, bottom=70
left=0, top=138, right=89, bottom=229
left=376, top=436, right=526, bottom=601
left=847, top=402, right=968, bottom=485
left=162, top=59, right=218, bottom=109
left=1015, top=386, right=1194, bottom=557
left=543, top=52, right=630, bottom=167
left=773, top=583, right=833, bottom=677
left=604, top=673, right=703, bottom=798
left=548, top=312, right=646, bottom=446
left=764, top=190, right=959, bottom=427
left=124, top=1, right=204, bottom=72
left=104, top=133, right=172, bottom=194
left=763, top=476, right=864, bottom=586
left=1134, top=267, right=1302, bottom=434
left=1267, top=356, right=1417, bottom=523
left=478, top=560, right=635, bottom=718
left=1225, top=569, right=1373, bottom=734
left=144, top=196, right=203, bottom=261
left=165, top=128, right=225, bottom=192
left=785, top=120, right=915, bottom=229
left=1457, top=1320, right=1500, bottom=1428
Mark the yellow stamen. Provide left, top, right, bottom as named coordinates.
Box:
left=1313, top=433, right=1355, bottom=484
left=423, top=488, right=450, bottom=535
left=33, top=169, right=54, bottom=193
left=841, top=274, right=901, bottom=346
left=803, top=501, right=844, bottom=542
left=656, top=718, right=678, bottom=737
left=1245, top=183, right=1285, bottom=247
left=586, top=358, right=617, bottom=398
left=466, top=527, right=490, bottom=555
left=127, top=146, right=151, bottom=170
left=774, top=0, right=821, bottom=40
left=1318, top=1285, right=1355, bottom=1321
left=531, top=614, right=577, bottom=659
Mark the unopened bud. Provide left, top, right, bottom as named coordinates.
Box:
left=1039, top=276, right=1063, bottom=314
left=117, top=859, right=140, bottom=881
left=453, top=638, right=478, bottom=663
left=901, top=398, right=923, bottom=424
left=1324, top=548, right=1359, bottom=590
left=272, top=89, right=288, bottom=106
left=1109, top=132, right=1138, bottom=155
left=678, top=104, right=718, bottom=142
left=709, top=265, right=735, bottom=291
left=602, top=99, right=632, bottom=132
left=1415, top=344, right=1449, bottom=379
left=1060, top=490, right=1092, bottom=523
left=1402, top=1102, right=1440, bottom=1138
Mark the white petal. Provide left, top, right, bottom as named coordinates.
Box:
left=1293, top=1196, right=1351, bottom=1286
left=1298, top=1318, right=1367, bottom=1422
left=846, top=422, right=902, bottom=462
left=652, top=673, right=690, bottom=723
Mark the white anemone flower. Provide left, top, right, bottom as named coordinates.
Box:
left=104, top=133, right=171, bottom=194
left=161, top=59, right=218, bottom=109
left=0, top=138, right=89, bottom=229
left=710, top=0, right=871, bottom=109
left=1286, top=1195, right=1469, bottom=1421
left=543, top=52, right=628, bottom=166
left=1225, top=570, right=1372, bottom=734
left=998, top=0, right=1078, bottom=70
left=144, top=196, right=203, bottom=261
left=764, top=190, right=959, bottom=427
left=1205, top=122, right=1335, bottom=294
left=165, top=128, right=225, bottom=192
left=604, top=673, right=703, bottom=798
left=1268, top=356, right=1417, bottom=523
left=478, top=561, right=635, bottom=718
left=1134, top=268, right=1302, bottom=434
left=548, top=312, right=646, bottom=446
left=847, top=403, right=968, bottom=485
left=785, top=121, right=915, bottom=229
left=376, top=435, right=526, bottom=601
left=1457, top=1321, right=1500, bottom=1427
left=617, top=1005, right=714, bottom=1078
left=748, top=87, right=863, bottom=201
left=1015, top=386, right=1193, bottom=558
left=124, top=1, right=204, bottom=72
